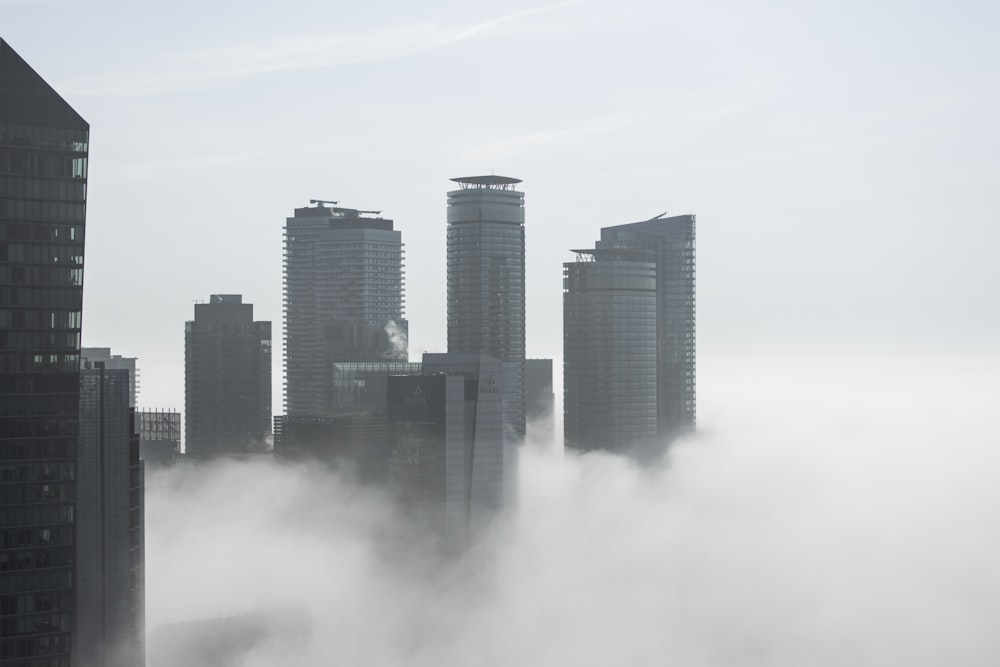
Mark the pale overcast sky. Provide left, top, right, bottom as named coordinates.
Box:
left=4, top=0, right=998, bottom=412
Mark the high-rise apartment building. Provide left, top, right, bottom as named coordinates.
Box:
left=184, top=294, right=271, bottom=458
left=446, top=176, right=526, bottom=447
left=76, top=365, right=145, bottom=667
left=563, top=248, right=659, bottom=455
left=0, top=39, right=89, bottom=665
left=597, top=214, right=696, bottom=442
left=283, top=202, right=406, bottom=417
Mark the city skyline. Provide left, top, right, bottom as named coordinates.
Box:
left=3, top=2, right=999, bottom=664
left=5, top=0, right=994, bottom=417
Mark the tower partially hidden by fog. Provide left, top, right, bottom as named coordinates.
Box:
left=0, top=39, right=89, bottom=664
left=564, top=248, right=659, bottom=455
left=597, top=214, right=696, bottom=442
left=76, top=362, right=145, bottom=667
left=388, top=353, right=505, bottom=545
left=446, top=176, right=526, bottom=447
left=284, top=202, right=406, bottom=417
left=185, top=294, right=271, bottom=457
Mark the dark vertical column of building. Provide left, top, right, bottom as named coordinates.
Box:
left=283, top=204, right=406, bottom=418
left=598, top=214, right=697, bottom=443
left=184, top=295, right=271, bottom=458
left=563, top=250, right=659, bottom=456
left=387, top=353, right=504, bottom=546
left=524, top=359, right=554, bottom=444
left=0, top=39, right=89, bottom=665
left=446, top=176, right=526, bottom=442
left=75, top=366, right=145, bottom=667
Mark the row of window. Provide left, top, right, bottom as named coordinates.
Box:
left=0, top=243, right=84, bottom=266
left=0, top=123, right=87, bottom=152
left=0, top=353, right=80, bottom=373
left=0, top=431, right=78, bottom=456
left=0, top=546, right=72, bottom=574
left=0, top=526, right=73, bottom=552
left=0, top=222, right=81, bottom=244
left=0, top=286, right=81, bottom=310
left=0, top=462, right=75, bottom=484
left=0, top=265, right=83, bottom=287
left=0, top=177, right=85, bottom=203
left=0, top=333, right=81, bottom=355
left=0, top=373, right=78, bottom=396
left=0, top=635, right=70, bottom=662
left=0, top=310, right=80, bottom=330
left=0, top=505, right=73, bottom=530
left=0, top=482, right=72, bottom=506
left=0, top=564, right=71, bottom=595
left=0, top=394, right=79, bottom=419
left=0, top=592, right=72, bottom=618
left=0, top=150, right=86, bottom=180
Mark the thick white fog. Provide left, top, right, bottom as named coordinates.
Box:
left=145, top=358, right=1000, bottom=666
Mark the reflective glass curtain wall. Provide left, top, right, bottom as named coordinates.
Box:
left=0, top=39, right=89, bottom=666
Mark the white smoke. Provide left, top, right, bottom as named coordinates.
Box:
left=144, top=357, right=1000, bottom=666
left=383, top=319, right=408, bottom=360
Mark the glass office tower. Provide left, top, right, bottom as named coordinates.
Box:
left=0, top=39, right=89, bottom=666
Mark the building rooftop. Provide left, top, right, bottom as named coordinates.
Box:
left=450, top=175, right=522, bottom=190
left=0, top=38, right=88, bottom=129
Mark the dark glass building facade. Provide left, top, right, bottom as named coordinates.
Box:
left=387, top=353, right=505, bottom=545
left=75, top=366, right=144, bottom=667
left=563, top=249, right=659, bottom=455
left=446, top=176, right=526, bottom=448
left=597, top=214, right=696, bottom=442
left=0, top=39, right=89, bottom=666
left=184, top=295, right=271, bottom=458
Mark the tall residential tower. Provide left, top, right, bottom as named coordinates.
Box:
left=184, top=294, right=271, bottom=457
left=283, top=203, right=406, bottom=418
left=563, top=248, right=659, bottom=455
left=446, top=176, right=526, bottom=444
left=597, top=214, right=696, bottom=442
left=0, top=39, right=89, bottom=664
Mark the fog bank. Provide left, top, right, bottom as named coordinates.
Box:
left=145, top=358, right=1000, bottom=666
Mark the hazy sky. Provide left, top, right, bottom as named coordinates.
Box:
left=6, top=5, right=999, bottom=663
left=5, top=0, right=998, bottom=413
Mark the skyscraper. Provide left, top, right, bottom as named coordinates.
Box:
left=563, top=248, right=659, bottom=455
left=184, top=294, right=271, bottom=458
left=0, top=39, right=89, bottom=664
left=387, top=353, right=505, bottom=545
left=446, top=176, right=526, bottom=445
left=76, top=364, right=145, bottom=667
left=597, top=214, right=696, bottom=442
left=283, top=202, right=406, bottom=418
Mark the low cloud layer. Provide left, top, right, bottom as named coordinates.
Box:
left=145, top=358, right=1000, bottom=666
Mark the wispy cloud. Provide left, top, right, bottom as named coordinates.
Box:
left=70, top=1, right=585, bottom=97
left=461, top=112, right=635, bottom=162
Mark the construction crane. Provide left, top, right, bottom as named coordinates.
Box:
left=309, top=199, right=339, bottom=206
